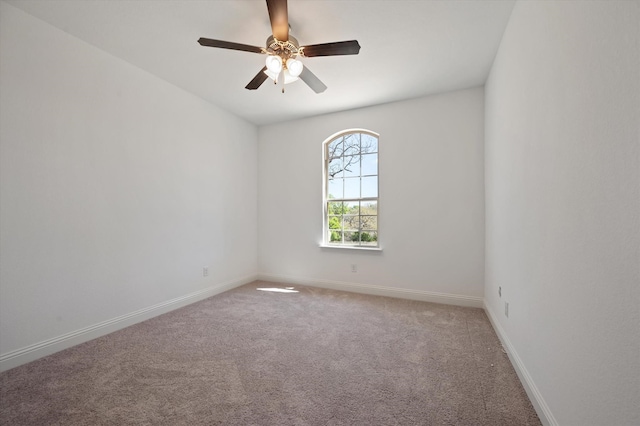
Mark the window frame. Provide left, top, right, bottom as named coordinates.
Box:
left=322, top=129, right=380, bottom=249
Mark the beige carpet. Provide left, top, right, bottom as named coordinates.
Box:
left=1, top=281, right=540, bottom=425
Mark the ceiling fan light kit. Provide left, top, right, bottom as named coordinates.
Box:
left=198, top=0, right=361, bottom=94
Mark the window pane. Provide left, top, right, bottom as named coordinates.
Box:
left=328, top=201, right=344, bottom=215
left=361, top=176, right=378, bottom=198
left=328, top=215, right=342, bottom=230
left=360, top=231, right=377, bottom=246
left=361, top=154, right=377, bottom=176
left=361, top=134, right=378, bottom=153
left=329, top=230, right=342, bottom=243
left=344, top=201, right=359, bottom=214
left=344, top=178, right=360, bottom=198
left=343, top=155, right=360, bottom=177
left=328, top=158, right=343, bottom=179
left=361, top=215, right=377, bottom=231
left=361, top=201, right=377, bottom=215
left=344, top=231, right=357, bottom=243
left=328, top=179, right=343, bottom=199
left=328, top=138, right=343, bottom=159
left=343, top=215, right=359, bottom=231
left=343, top=134, right=360, bottom=156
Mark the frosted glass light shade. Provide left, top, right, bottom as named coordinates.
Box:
left=265, top=55, right=282, bottom=73
left=282, top=69, right=299, bottom=84
left=264, top=69, right=279, bottom=82
left=264, top=69, right=299, bottom=84
left=286, top=58, right=303, bottom=77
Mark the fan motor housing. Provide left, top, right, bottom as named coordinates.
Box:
left=266, top=35, right=300, bottom=59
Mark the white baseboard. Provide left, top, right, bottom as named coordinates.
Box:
left=483, top=302, right=557, bottom=426
left=257, top=273, right=484, bottom=308
left=0, top=274, right=257, bottom=372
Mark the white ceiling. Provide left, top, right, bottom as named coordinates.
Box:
left=5, top=0, right=515, bottom=126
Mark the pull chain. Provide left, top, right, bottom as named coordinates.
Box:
left=280, top=71, right=285, bottom=93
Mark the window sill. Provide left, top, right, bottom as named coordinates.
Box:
left=319, top=244, right=383, bottom=252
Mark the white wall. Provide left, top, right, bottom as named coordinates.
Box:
left=485, top=1, right=639, bottom=425
left=0, top=3, right=258, bottom=369
left=258, top=88, right=485, bottom=305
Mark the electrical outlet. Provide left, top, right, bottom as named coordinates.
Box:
left=499, top=286, right=502, bottom=297
left=203, top=267, right=209, bottom=277
left=351, top=264, right=357, bottom=273
left=504, top=301, right=509, bottom=318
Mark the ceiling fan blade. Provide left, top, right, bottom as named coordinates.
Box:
left=299, top=66, right=327, bottom=93
left=246, top=66, right=269, bottom=90
left=198, top=38, right=263, bottom=54
left=266, top=0, right=289, bottom=41
left=301, top=40, right=361, bottom=57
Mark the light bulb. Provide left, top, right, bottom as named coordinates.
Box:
left=286, top=58, right=303, bottom=77
left=265, top=55, right=283, bottom=73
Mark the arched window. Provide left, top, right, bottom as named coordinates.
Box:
left=323, top=130, right=379, bottom=247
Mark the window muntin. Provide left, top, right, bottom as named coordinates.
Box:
left=324, top=131, right=378, bottom=247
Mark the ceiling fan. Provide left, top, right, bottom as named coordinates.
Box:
left=198, top=0, right=361, bottom=93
